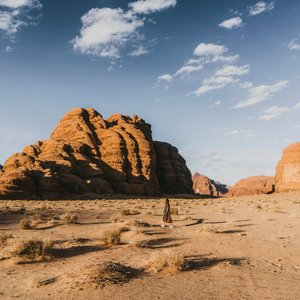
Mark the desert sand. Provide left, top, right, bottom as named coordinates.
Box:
left=0, top=192, right=300, bottom=300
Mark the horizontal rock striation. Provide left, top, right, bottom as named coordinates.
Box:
left=0, top=108, right=193, bottom=199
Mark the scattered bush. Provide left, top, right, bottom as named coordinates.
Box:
left=19, top=217, right=33, bottom=229
left=121, top=209, right=140, bottom=216
left=149, top=250, right=189, bottom=273
left=170, top=208, right=179, bottom=215
left=12, top=239, right=54, bottom=261
left=90, top=261, right=137, bottom=288
left=61, top=212, right=78, bottom=224
left=134, top=220, right=150, bottom=228
left=101, top=229, right=122, bottom=246
left=0, top=232, right=13, bottom=248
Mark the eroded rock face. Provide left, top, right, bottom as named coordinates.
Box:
left=153, top=141, right=193, bottom=194
left=229, top=176, right=275, bottom=197
left=0, top=108, right=193, bottom=199
left=192, top=173, right=228, bottom=197
left=275, top=142, right=300, bottom=192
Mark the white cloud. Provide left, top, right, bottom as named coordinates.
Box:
left=0, top=0, right=41, bottom=36
left=175, top=64, right=203, bottom=76
left=288, top=39, right=300, bottom=51
left=157, top=73, right=173, bottom=82
left=129, top=45, right=149, bottom=56
left=72, top=8, right=143, bottom=58
left=194, top=43, right=228, bottom=57
left=248, top=1, right=274, bottom=16
left=129, top=0, right=176, bottom=14
left=195, top=76, right=238, bottom=96
left=216, top=64, right=249, bottom=77
left=240, top=81, right=253, bottom=89
left=259, top=102, right=300, bottom=121
left=233, top=80, right=289, bottom=109
left=219, top=17, right=243, bottom=29
left=258, top=106, right=290, bottom=120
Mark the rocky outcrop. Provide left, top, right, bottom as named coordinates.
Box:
left=192, top=173, right=228, bottom=197
left=229, top=176, right=275, bottom=197
left=275, top=142, right=300, bottom=192
left=154, top=142, right=193, bottom=194
left=0, top=108, right=193, bottom=199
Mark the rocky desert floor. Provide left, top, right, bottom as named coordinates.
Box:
left=0, top=192, right=300, bottom=300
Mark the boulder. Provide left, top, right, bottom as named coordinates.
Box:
left=0, top=108, right=193, bottom=199
left=229, top=176, right=275, bottom=197
left=275, top=142, right=300, bottom=192
left=192, top=173, right=228, bottom=197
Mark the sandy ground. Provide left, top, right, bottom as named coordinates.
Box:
left=0, top=192, right=300, bottom=300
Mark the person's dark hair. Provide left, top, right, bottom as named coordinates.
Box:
left=165, top=198, right=169, bottom=204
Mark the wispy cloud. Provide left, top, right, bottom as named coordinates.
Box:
left=215, top=64, right=250, bottom=77
left=195, top=75, right=239, bottom=96
left=219, top=17, right=243, bottom=29
left=288, top=39, right=300, bottom=51
left=72, top=0, right=177, bottom=59
left=258, top=102, right=300, bottom=121
left=0, top=0, right=41, bottom=37
left=248, top=1, right=274, bottom=16
left=233, top=80, right=288, bottom=109
left=157, top=42, right=239, bottom=84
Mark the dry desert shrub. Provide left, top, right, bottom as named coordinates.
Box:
left=149, top=250, right=189, bottom=273
left=0, top=232, right=13, bottom=248
left=89, top=261, right=137, bottom=288
left=121, top=209, right=140, bottom=216
left=19, top=217, right=33, bottom=229
left=101, top=229, right=122, bottom=246
left=170, top=208, right=179, bottom=215
left=61, top=212, right=78, bottom=224
left=199, top=224, right=220, bottom=233
left=12, top=239, right=54, bottom=262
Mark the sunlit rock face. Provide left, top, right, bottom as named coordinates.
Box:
left=229, top=176, right=275, bottom=197
left=276, top=142, right=300, bottom=193
left=0, top=108, right=193, bottom=199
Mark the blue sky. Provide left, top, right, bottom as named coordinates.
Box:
left=0, top=0, right=300, bottom=185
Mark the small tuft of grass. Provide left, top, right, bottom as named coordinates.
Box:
left=19, top=217, right=33, bottom=229
left=101, top=229, right=122, bottom=246
left=0, top=232, right=13, bottom=248
left=149, top=250, right=189, bottom=273
left=90, top=261, right=137, bottom=288
left=170, top=208, right=179, bottom=215
left=12, top=239, right=54, bottom=262
left=61, top=212, right=78, bottom=224
left=121, top=209, right=140, bottom=216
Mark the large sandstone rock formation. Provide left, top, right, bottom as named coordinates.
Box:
left=154, top=142, right=193, bottom=194
left=192, top=173, right=228, bottom=197
left=229, top=176, right=275, bottom=197
left=275, top=142, right=300, bottom=192
left=0, top=108, right=193, bottom=199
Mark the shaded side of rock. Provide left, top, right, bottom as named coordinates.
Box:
left=153, top=141, right=193, bottom=194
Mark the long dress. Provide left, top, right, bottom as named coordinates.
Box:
left=163, top=202, right=172, bottom=223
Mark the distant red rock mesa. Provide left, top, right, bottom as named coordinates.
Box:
left=0, top=108, right=193, bottom=199
left=275, top=142, right=300, bottom=193
left=192, top=173, right=229, bottom=197
left=228, top=176, right=275, bottom=197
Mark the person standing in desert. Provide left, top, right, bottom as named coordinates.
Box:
left=161, top=198, right=174, bottom=228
